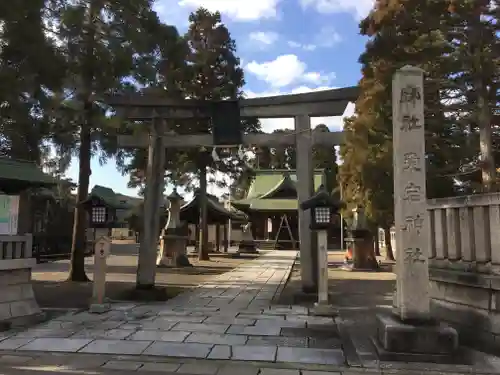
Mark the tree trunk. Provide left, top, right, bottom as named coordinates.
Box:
left=384, top=227, right=395, bottom=261
left=223, top=222, right=228, bottom=252
left=198, top=165, right=209, bottom=260
left=374, top=232, right=381, bottom=256
left=68, top=112, right=91, bottom=282
left=477, top=79, right=495, bottom=191
left=67, top=0, right=98, bottom=283
left=471, top=13, right=495, bottom=192
left=215, top=223, right=220, bottom=252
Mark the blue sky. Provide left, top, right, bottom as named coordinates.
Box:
left=66, top=0, right=373, bottom=198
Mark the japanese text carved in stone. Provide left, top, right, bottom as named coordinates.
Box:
left=402, top=183, right=422, bottom=202
left=403, top=152, right=421, bottom=172
left=404, top=247, right=426, bottom=264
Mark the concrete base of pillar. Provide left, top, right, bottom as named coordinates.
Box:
left=310, top=302, right=337, bottom=317
left=373, top=312, right=460, bottom=363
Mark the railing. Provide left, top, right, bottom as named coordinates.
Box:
left=0, top=234, right=33, bottom=260
left=427, top=193, right=500, bottom=270
left=0, top=234, right=36, bottom=270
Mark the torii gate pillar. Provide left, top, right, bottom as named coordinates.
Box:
left=295, top=114, right=316, bottom=292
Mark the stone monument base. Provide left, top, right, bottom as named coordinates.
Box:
left=157, top=234, right=189, bottom=267
left=237, top=241, right=258, bottom=254
left=373, top=313, right=460, bottom=363
left=310, top=302, right=338, bottom=317
left=0, top=267, right=45, bottom=330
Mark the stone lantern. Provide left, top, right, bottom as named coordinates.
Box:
left=300, top=185, right=341, bottom=316
left=157, top=188, right=190, bottom=267
left=345, top=205, right=378, bottom=270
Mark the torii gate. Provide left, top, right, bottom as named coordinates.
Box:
left=105, top=86, right=359, bottom=293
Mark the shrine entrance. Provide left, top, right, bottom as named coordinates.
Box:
left=105, top=86, right=359, bottom=293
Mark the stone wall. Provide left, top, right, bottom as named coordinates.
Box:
left=0, top=235, right=43, bottom=328
left=0, top=268, right=42, bottom=326
left=427, top=193, right=500, bottom=353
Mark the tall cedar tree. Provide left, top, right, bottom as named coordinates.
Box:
left=254, top=125, right=338, bottom=193
left=51, top=0, right=169, bottom=281
left=446, top=0, right=500, bottom=192
left=0, top=0, right=67, bottom=163
left=339, top=0, right=468, bottom=261
left=176, top=8, right=260, bottom=260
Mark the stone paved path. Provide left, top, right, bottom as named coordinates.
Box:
left=1, top=251, right=500, bottom=374
left=0, top=251, right=345, bottom=368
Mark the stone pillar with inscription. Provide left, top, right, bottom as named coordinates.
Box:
left=373, top=66, right=459, bottom=362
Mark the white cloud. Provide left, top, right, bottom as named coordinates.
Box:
left=299, top=0, right=374, bottom=20
left=248, top=31, right=279, bottom=46
left=246, top=54, right=334, bottom=88
left=288, top=41, right=317, bottom=51
left=288, top=26, right=342, bottom=51
left=303, top=71, right=336, bottom=85
left=177, top=0, right=282, bottom=21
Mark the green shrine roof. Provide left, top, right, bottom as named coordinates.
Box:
left=180, top=192, right=247, bottom=224
left=234, top=169, right=325, bottom=211
left=0, top=158, right=58, bottom=194
left=87, top=185, right=142, bottom=210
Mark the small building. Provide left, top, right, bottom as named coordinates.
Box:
left=180, top=191, right=247, bottom=250
left=83, top=185, right=145, bottom=241
left=232, top=169, right=339, bottom=249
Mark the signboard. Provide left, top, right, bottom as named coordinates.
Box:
left=0, top=194, right=19, bottom=235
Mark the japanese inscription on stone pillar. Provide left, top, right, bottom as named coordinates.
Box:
left=393, top=65, right=431, bottom=321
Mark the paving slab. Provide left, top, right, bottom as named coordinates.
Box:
left=172, top=323, right=229, bottom=334
left=259, top=369, right=300, bottom=375
left=102, top=360, right=143, bottom=371
left=227, top=325, right=282, bottom=336
left=246, top=336, right=307, bottom=347
left=203, top=317, right=255, bottom=325
left=18, top=338, right=92, bottom=353
left=71, top=329, right=136, bottom=340
left=216, top=364, right=260, bottom=375
left=13, top=328, right=75, bottom=339
left=128, top=321, right=178, bottom=331
left=255, top=319, right=306, bottom=328
left=155, top=316, right=207, bottom=323
left=79, top=339, right=152, bottom=355
left=276, top=347, right=345, bottom=366
left=138, top=362, right=181, bottom=372
left=33, top=354, right=108, bottom=369
left=177, top=362, right=220, bottom=374
left=127, top=330, right=190, bottom=342
left=231, top=345, right=277, bottom=362
left=186, top=332, right=247, bottom=345
left=143, top=342, right=213, bottom=358
left=207, top=345, right=231, bottom=359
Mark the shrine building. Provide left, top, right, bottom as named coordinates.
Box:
left=232, top=169, right=341, bottom=250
